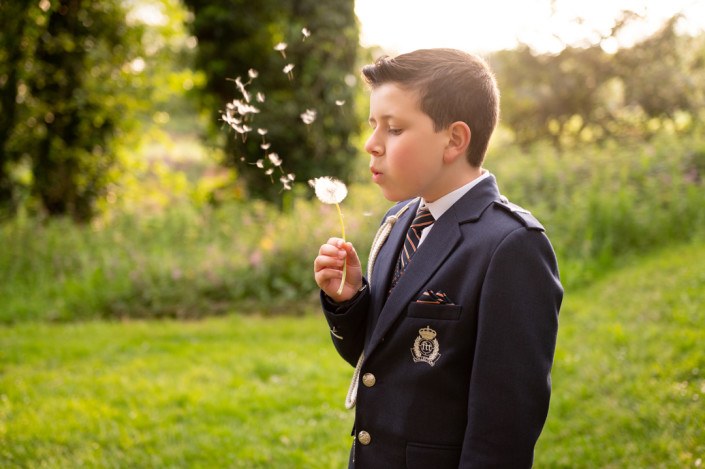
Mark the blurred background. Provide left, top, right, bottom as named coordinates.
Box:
left=1, top=0, right=704, bottom=467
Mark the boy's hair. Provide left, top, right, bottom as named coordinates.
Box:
left=362, top=48, right=499, bottom=167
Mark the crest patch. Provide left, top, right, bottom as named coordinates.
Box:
left=411, top=326, right=441, bottom=366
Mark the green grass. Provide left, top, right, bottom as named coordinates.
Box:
left=1, top=241, right=704, bottom=468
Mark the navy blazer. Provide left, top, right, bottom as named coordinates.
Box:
left=322, top=175, right=563, bottom=468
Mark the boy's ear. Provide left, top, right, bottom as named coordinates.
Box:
left=443, top=121, right=471, bottom=164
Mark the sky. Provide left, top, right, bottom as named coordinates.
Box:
left=355, top=0, right=705, bottom=54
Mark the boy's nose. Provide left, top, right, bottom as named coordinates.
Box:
left=364, top=133, right=383, bottom=157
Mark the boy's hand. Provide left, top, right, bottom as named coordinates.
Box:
left=314, top=238, right=363, bottom=303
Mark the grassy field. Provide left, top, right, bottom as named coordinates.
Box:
left=1, top=240, right=704, bottom=468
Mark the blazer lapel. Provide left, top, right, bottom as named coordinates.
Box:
left=364, top=175, right=503, bottom=360
left=368, top=199, right=420, bottom=330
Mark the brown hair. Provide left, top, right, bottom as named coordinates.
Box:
left=362, top=48, right=499, bottom=167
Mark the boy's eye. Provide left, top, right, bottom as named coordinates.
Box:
left=388, top=128, right=403, bottom=136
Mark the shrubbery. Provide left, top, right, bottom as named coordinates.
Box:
left=2, top=132, right=704, bottom=322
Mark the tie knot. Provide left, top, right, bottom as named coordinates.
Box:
left=411, top=205, right=434, bottom=230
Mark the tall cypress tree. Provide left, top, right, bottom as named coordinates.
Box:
left=183, top=0, right=360, bottom=201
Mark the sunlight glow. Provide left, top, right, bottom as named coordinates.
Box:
left=355, top=0, right=705, bottom=54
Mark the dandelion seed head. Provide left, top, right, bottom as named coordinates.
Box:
left=309, top=176, right=348, bottom=205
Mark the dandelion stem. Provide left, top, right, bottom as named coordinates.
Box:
left=335, top=202, right=346, bottom=296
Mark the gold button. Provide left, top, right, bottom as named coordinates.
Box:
left=362, top=373, right=376, bottom=387
left=357, top=431, right=371, bottom=445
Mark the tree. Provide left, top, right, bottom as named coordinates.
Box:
left=183, top=0, right=360, bottom=201
left=0, top=0, right=143, bottom=221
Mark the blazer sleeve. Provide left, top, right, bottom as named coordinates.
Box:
left=460, top=227, right=563, bottom=468
left=320, top=278, right=371, bottom=367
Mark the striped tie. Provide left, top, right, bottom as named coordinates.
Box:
left=390, top=205, right=435, bottom=290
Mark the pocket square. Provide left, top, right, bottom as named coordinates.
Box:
left=417, top=290, right=454, bottom=305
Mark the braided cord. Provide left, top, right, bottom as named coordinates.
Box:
left=344, top=198, right=418, bottom=409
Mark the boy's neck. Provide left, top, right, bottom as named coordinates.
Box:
left=424, top=165, right=483, bottom=203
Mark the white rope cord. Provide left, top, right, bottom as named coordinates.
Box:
left=344, top=198, right=418, bottom=409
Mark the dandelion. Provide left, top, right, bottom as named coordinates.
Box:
left=283, top=63, right=295, bottom=80
left=335, top=99, right=346, bottom=106
left=302, top=27, right=311, bottom=41
left=309, top=177, right=349, bottom=295
left=274, top=42, right=287, bottom=58
left=300, top=108, right=317, bottom=125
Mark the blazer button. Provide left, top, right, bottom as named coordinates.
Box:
left=362, top=373, right=376, bottom=387
left=357, top=431, right=371, bottom=445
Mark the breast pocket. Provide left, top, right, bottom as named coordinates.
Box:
left=407, top=303, right=462, bottom=320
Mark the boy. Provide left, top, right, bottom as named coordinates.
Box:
left=313, top=48, right=563, bottom=468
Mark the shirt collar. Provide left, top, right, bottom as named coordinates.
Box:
left=421, top=170, right=491, bottom=221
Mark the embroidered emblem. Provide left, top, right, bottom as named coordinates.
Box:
left=411, top=326, right=441, bottom=366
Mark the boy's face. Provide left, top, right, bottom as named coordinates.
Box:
left=365, top=83, right=451, bottom=202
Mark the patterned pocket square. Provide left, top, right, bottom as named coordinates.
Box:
left=417, top=290, right=454, bottom=305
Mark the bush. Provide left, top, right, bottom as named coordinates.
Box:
left=2, top=132, right=704, bottom=322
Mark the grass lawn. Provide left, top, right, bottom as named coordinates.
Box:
left=1, top=241, right=704, bottom=468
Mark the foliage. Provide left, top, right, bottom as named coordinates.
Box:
left=2, top=130, right=704, bottom=323
left=491, top=15, right=705, bottom=148
left=1, top=241, right=704, bottom=467
left=0, top=0, right=145, bottom=221
left=182, top=0, right=361, bottom=201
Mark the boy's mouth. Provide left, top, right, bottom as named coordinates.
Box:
left=370, top=167, right=383, bottom=182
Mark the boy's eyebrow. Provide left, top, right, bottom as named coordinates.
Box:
left=368, top=114, right=395, bottom=124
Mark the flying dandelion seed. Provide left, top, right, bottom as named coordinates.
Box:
left=257, top=128, right=268, bottom=136
left=286, top=173, right=295, bottom=182
left=265, top=168, right=274, bottom=182
left=335, top=100, right=346, bottom=106
left=268, top=153, right=283, bottom=167
left=261, top=143, right=271, bottom=150
left=248, top=68, right=258, bottom=80
left=302, top=27, right=311, bottom=41
left=255, top=159, right=264, bottom=169
left=300, top=109, right=317, bottom=125
left=233, top=76, right=251, bottom=103
left=274, top=42, right=287, bottom=58
left=256, top=92, right=265, bottom=103
left=309, top=177, right=349, bottom=295
left=283, top=63, right=295, bottom=80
